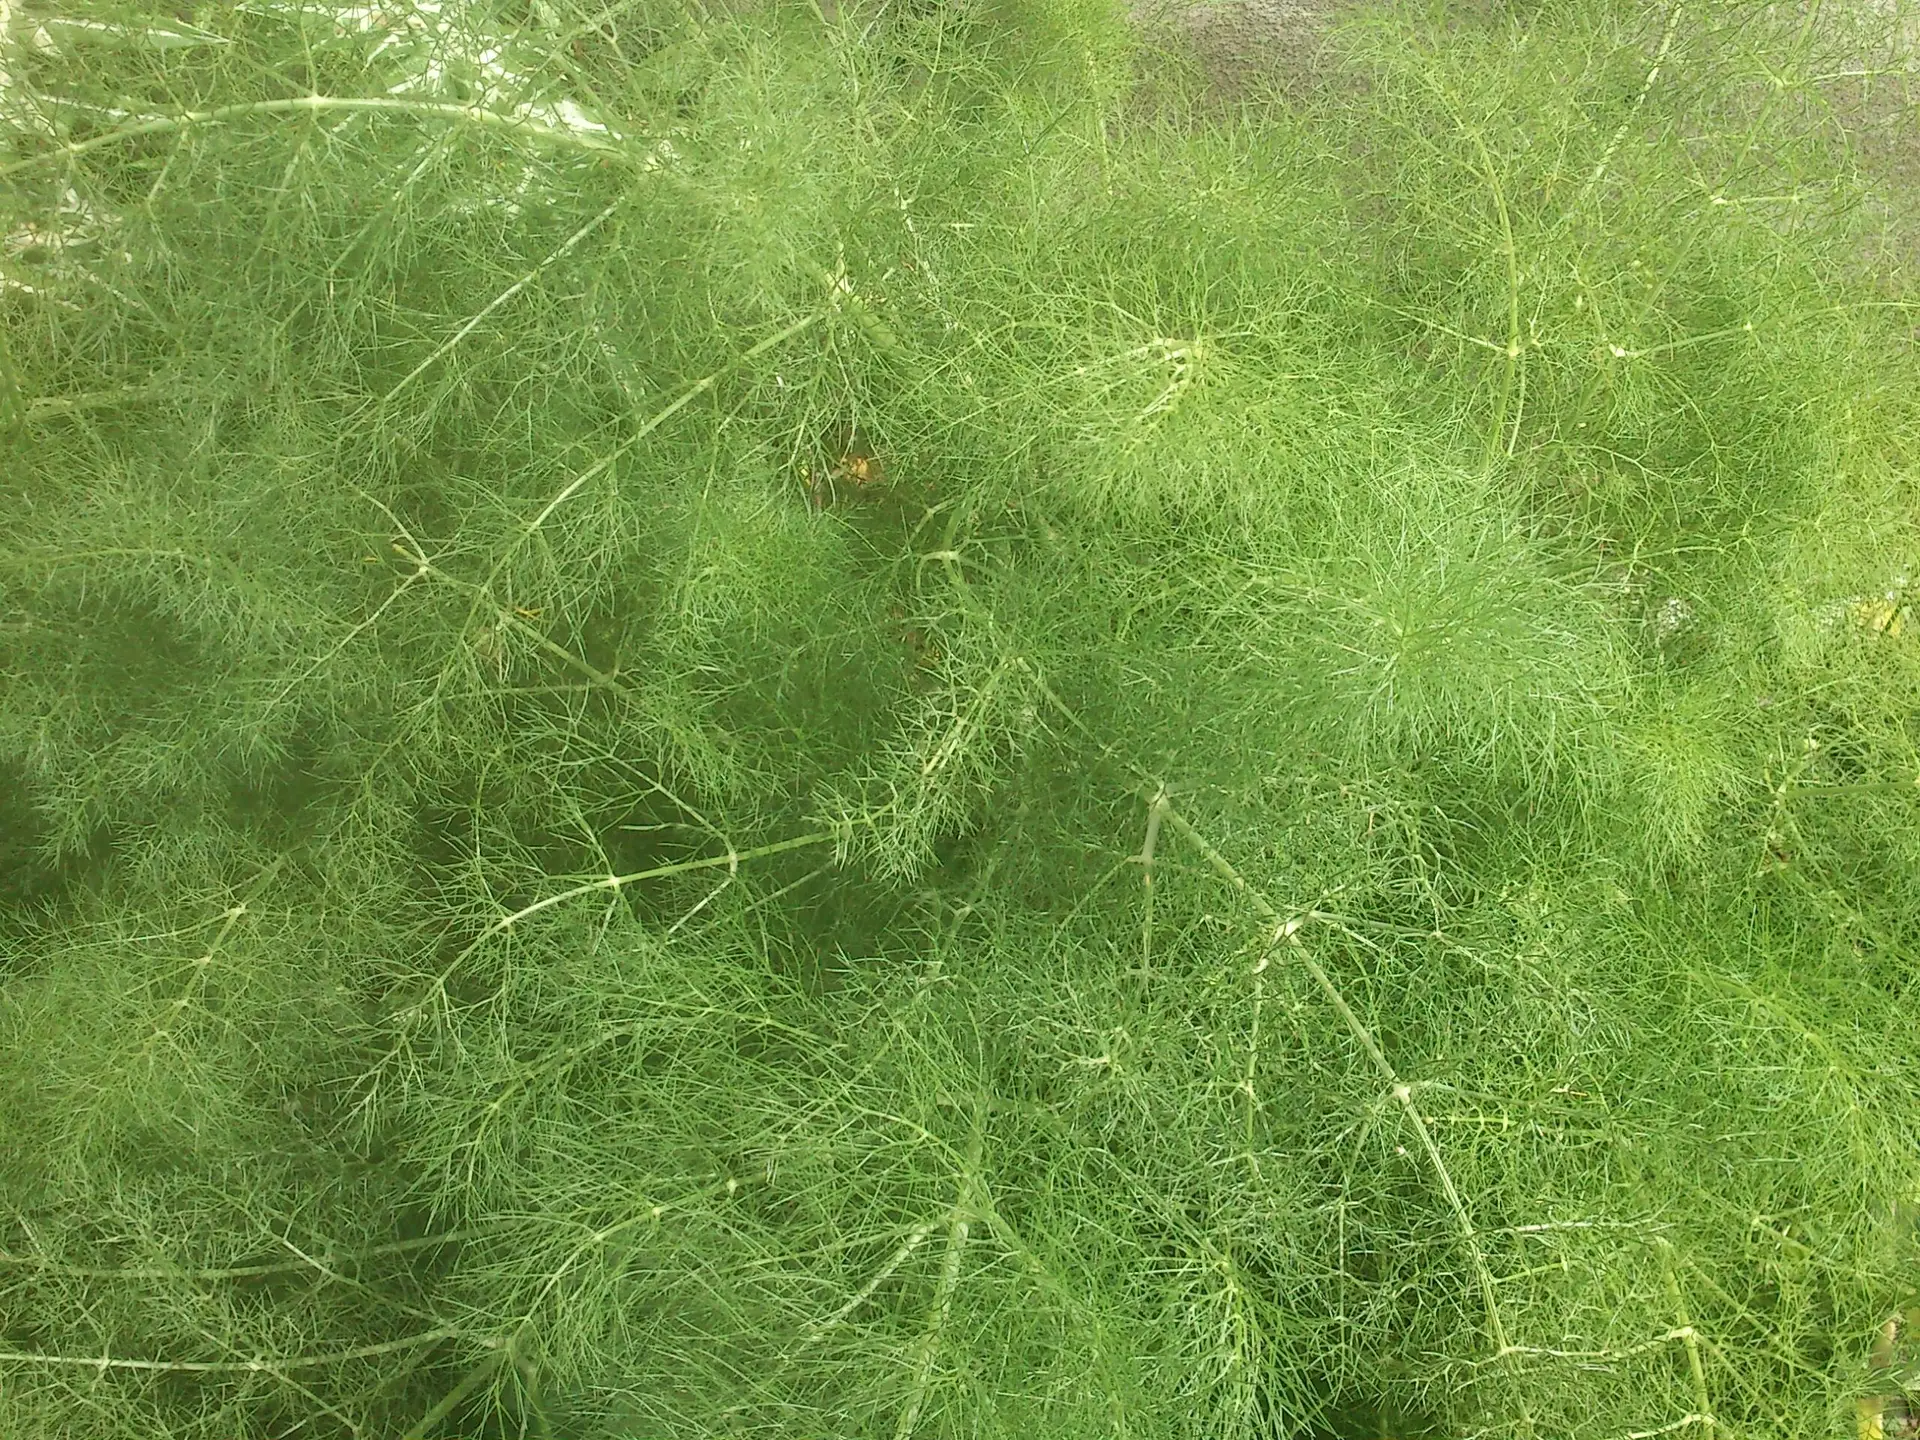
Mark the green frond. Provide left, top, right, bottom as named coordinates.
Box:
left=4, top=1, right=1919, bottom=1437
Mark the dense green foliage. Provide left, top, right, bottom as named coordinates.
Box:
left=3, top=1, right=1919, bottom=1436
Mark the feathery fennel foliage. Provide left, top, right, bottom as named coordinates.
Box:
left=3, top=1, right=1919, bottom=1437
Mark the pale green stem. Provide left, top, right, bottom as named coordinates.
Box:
left=0, top=1328, right=463, bottom=1373
left=1156, top=802, right=1515, bottom=1365
left=1657, top=1238, right=1716, bottom=1438
left=1, top=94, right=643, bottom=179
